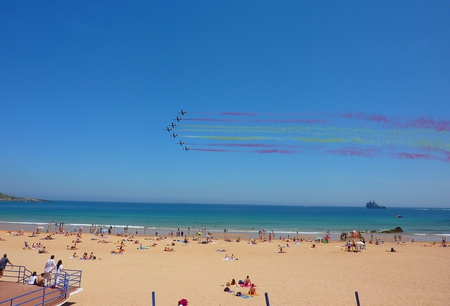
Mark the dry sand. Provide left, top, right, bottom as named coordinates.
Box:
left=0, top=230, right=449, bottom=305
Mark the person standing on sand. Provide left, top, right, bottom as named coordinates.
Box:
left=51, top=260, right=63, bottom=288
left=43, top=255, right=56, bottom=286
left=0, top=254, right=13, bottom=278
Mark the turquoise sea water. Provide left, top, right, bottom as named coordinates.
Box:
left=1, top=201, right=449, bottom=238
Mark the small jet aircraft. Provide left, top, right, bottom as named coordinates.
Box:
left=165, top=127, right=172, bottom=132
left=169, top=123, right=177, bottom=128
left=174, top=116, right=182, bottom=122
left=183, top=147, right=190, bottom=151
left=170, top=133, right=178, bottom=138
left=179, top=110, right=187, bottom=116
left=177, top=141, right=185, bottom=146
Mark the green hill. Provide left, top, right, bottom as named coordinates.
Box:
left=0, top=192, right=50, bottom=202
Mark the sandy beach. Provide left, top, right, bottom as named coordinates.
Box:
left=0, top=229, right=449, bottom=306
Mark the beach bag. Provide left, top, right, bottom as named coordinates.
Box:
left=236, top=292, right=242, bottom=296
left=178, top=299, right=188, bottom=306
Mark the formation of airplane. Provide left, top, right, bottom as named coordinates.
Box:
left=165, top=110, right=190, bottom=151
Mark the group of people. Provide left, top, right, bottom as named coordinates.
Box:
left=0, top=253, right=63, bottom=288
left=41, top=255, right=64, bottom=288
left=224, top=276, right=257, bottom=296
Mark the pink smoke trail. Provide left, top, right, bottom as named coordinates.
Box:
left=185, top=118, right=242, bottom=122
left=219, top=112, right=258, bottom=116
left=395, top=152, right=439, bottom=161
left=338, top=112, right=450, bottom=132
left=327, top=147, right=381, bottom=158
left=254, top=149, right=298, bottom=154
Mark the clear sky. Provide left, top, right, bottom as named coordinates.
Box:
left=1, top=1, right=449, bottom=207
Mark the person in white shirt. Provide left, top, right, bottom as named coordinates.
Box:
left=52, top=260, right=63, bottom=288
left=43, top=255, right=56, bottom=286
left=28, top=271, right=38, bottom=285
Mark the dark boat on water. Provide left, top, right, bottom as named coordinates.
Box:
left=366, top=200, right=386, bottom=209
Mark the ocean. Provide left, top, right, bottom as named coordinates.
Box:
left=1, top=201, right=449, bottom=239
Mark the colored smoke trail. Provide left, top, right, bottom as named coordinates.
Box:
left=166, top=110, right=450, bottom=162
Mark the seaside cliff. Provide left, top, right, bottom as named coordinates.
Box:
left=0, top=192, right=50, bottom=202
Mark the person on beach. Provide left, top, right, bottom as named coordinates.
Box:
left=36, top=273, right=46, bottom=286
left=248, top=284, right=257, bottom=295
left=28, top=271, right=38, bottom=285
left=244, top=275, right=251, bottom=286
left=0, top=254, right=13, bottom=278
left=43, top=255, right=56, bottom=285
left=51, top=260, right=63, bottom=288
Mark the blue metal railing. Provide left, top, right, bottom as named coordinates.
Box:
left=0, top=265, right=82, bottom=306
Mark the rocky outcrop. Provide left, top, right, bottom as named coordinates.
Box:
left=381, top=227, right=403, bottom=233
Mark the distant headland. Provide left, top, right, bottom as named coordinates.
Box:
left=0, top=192, right=50, bottom=202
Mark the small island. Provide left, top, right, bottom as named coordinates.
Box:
left=0, top=192, right=50, bottom=202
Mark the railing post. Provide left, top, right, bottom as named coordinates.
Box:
left=265, top=292, right=270, bottom=306
left=152, top=291, right=156, bottom=306
left=355, top=291, right=361, bottom=306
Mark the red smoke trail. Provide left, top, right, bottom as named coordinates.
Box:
left=339, top=112, right=450, bottom=132
left=406, top=116, right=450, bottom=132
left=204, top=143, right=301, bottom=148
left=327, top=147, right=381, bottom=158
left=339, top=112, right=390, bottom=124
left=184, top=118, right=241, bottom=122
left=219, top=112, right=258, bottom=116
left=252, top=119, right=329, bottom=124
left=395, top=152, right=439, bottom=161
left=254, top=149, right=298, bottom=154
left=191, top=148, right=235, bottom=153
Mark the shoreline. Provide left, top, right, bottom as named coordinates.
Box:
left=1, top=221, right=447, bottom=243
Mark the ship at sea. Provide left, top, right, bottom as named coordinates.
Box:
left=366, top=200, right=386, bottom=209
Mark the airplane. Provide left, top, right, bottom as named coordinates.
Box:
left=174, top=116, right=182, bottom=122
left=165, top=127, right=172, bottom=132
left=170, top=133, right=178, bottom=138
left=183, top=147, right=190, bottom=151
left=169, top=123, right=177, bottom=128
left=177, top=141, right=185, bottom=146
left=179, top=110, right=187, bottom=116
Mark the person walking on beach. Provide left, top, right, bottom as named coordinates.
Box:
left=0, top=254, right=13, bottom=278
left=43, top=255, right=56, bottom=286
left=51, top=260, right=63, bottom=288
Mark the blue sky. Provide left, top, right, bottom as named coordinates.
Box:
left=1, top=1, right=449, bottom=207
